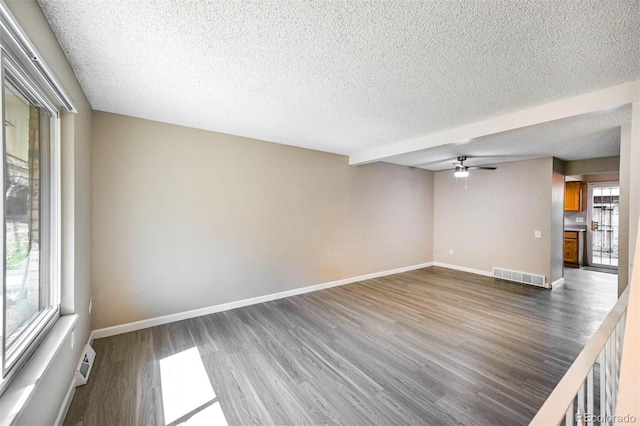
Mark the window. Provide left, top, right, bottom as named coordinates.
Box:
left=0, top=52, right=60, bottom=380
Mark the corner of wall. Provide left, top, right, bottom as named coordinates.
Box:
left=551, top=158, right=566, bottom=283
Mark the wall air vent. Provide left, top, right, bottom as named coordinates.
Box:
left=493, top=267, right=546, bottom=288
left=74, top=344, right=96, bottom=387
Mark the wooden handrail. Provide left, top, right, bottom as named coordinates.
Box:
left=529, top=285, right=630, bottom=426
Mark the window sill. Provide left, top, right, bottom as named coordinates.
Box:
left=0, top=314, right=78, bottom=425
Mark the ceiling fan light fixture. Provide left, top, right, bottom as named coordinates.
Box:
left=454, top=165, right=469, bottom=178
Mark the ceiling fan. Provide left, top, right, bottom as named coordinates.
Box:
left=452, top=156, right=497, bottom=178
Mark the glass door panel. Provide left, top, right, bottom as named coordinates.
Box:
left=591, top=186, right=619, bottom=267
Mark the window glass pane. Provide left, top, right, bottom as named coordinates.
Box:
left=3, top=81, right=46, bottom=351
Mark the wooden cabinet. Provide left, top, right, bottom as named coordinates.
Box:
left=564, top=231, right=584, bottom=266
left=565, top=182, right=582, bottom=211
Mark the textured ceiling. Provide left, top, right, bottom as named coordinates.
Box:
left=384, top=107, right=630, bottom=171
left=38, top=0, right=639, bottom=157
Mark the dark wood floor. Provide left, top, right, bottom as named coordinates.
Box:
left=65, top=267, right=617, bottom=426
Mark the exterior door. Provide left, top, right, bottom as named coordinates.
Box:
left=589, top=184, right=619, bottom=268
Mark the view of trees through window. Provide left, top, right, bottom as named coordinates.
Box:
left=4, top=81, right=42, bottom=351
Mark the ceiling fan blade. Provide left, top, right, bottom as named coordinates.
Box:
left=467, top=166, right=497, bottom=170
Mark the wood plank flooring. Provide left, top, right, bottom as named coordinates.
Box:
left=65, top=267, right=618, bottom=425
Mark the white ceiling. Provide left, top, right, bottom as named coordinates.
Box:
left=385, top=107, right=630, bottom=171
left=38, top=0, right=640, bottom=165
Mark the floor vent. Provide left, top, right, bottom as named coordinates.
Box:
left=74, top=344, right=96, bottom=387
left=493, top=267, right=546, bottom=288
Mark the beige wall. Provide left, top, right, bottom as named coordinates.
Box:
left=620, top=125, right=630, bottom=294
left=617, top=104, right=640, bottom=414
left=92, top=112, right=434, bottom=329
left=551, top=158, right=565, bottom=283
left=564, top=156, right=620, bottom=176
left=6, top=1, right=93, bottom=425
left=620, top=104, right=640, bottom=295
left=434, top=157, right=555, bottom=283
left=629, top=103, right=640, bottom=291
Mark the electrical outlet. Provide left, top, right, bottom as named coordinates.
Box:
left=449, top=249, right=454, bottom=255
left=576, top=217, right=584, bottom=223
left=534, top=230, right=541, bottom=239
left=71, top=330, right=75, bottom=349
left=89, top=297, right=93, bottom=314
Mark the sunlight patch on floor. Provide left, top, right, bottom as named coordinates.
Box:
left=160, top=346, right=226, bottom=425
left=178, top=401, right=228, bottom=426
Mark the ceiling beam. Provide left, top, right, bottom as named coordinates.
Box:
left=349, top=80, right=640, bottom=165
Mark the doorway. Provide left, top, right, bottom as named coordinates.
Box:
left=588, top=183, right=619, bottom=269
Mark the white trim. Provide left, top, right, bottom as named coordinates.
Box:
left=349, top=80, right=640, bottom=165
left=0, top=315, right=77, bottom=425
left=432, top=261, right=493, bottom=277
left=54, top=328, right=94, bottom=426
left=92, top=262, right=435, bottom=339
left=551, top=277, right=565, bottom=289
left=0, top=1, right=76, bottom=112
left=435, top=262, right=554, bottom=288
left=51, top=116, right=62, bottom=311
left=54, top=382, right=75, bottom=426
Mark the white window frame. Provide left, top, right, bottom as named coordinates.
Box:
left=0, top=0, right=75, bottom=398
left=0, top=48, right=61, bottom=392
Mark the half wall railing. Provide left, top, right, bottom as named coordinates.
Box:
left=530, top=286, right=629, bottom=425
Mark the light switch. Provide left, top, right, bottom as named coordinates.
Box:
left=534, top=230, right=541, bottom=238
left=449, top=249, right=454, bottom=255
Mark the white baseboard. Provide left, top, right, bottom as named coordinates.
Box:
left=54, top=382, right=75, bottom=426
left=55, top=329, right=94, bottom=426
left=435, top=262, right=555, bottom=289
left=92, top=262, right=435, bottom=339
left=433, top=262, right=493, bottom=277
